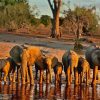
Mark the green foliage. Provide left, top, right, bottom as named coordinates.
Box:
left=0, top=0, right=34, bottom=31
left=62, top=6, right=98, bottom=34
left=30, top=16, right=40, bottom=26
left=74, top=40, right=83, bottom=51
left=40, top=15, right=51, bottom=26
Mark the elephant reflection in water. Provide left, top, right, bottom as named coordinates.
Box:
left=73, top=85, right=89, bottom=100
left=65, top=85, right=90, bottom=100
left=54, top=83, right=62, bottom=98
left=34, top=83, right=50, bottom=99
left=85, top=45, right=100, bottom=85
left=65, top=85, right=72, bottom=100
left=62, top=50, right=79, bottom=85
left=77, top=57, right=90, bottom=85
left=10, top=45, right=45, bottom=85
left=39, top=84, right=43, bottom=98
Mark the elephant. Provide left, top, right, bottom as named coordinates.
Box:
left=10, top=45, right=45, bottom=85
left=77, top=57, right=90, bottom=85
left=85, top=45, right=100, bottom=85
left=35, top=56, right=58, bottom=84
left=62, top=50, right=79, bottom=85
left=53, top=62, right=63, bottom=85
left=0, top=57, right=17, bottom=83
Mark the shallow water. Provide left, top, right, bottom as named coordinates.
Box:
left=0, top=82, right=100, bottom=100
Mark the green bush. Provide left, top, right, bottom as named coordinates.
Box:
left=40, top=15, right=51, bottom=27
left=0, top=2, right=31, bottom=30
left=74, top=40, right=83, bottom=51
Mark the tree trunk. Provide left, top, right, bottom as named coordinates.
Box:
left=55, top=10, right=60, bottom=38
left=51, top=12, right=60, bottom=38
left=48, top=0, right=62, bottom=39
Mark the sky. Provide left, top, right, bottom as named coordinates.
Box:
left=29, top=0, right=100, bottom=17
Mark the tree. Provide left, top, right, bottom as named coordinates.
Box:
left=62, top=6, right=98, bottom=50
left=40, top=15, right=51, bottom=26
left=47, top=0, right=62, bottom=38
left=63, top=7, right=98, bottom=36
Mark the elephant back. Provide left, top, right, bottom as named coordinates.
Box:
left=10, top=45, right=23, bottom=65
left=62, top=52, right=70, bottom=73
left=0, top=59, right=7, bottom=69
left=68, top=50, right=79, bottom=68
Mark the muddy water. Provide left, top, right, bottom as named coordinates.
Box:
left=0, top=82, right=100, bottom=100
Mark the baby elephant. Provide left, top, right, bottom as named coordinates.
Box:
left=53, top=62, right=63, bottom=85
left=0, top=57, right=16, bottom=83
left=35, top=56, right=58, bottom=84
left=77, top=57, right=90, bottom=85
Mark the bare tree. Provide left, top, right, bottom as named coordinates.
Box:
left=47, top=0, right=62, bottom=39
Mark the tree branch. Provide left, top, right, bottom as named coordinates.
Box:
left=47, top=0, right=54, bottom=13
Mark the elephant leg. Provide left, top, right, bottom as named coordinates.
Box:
left=92, top=66, right=98, bottom=85
left=86, top=72, right=88, bottom=85
left=26, top=67, right=30, bottom=83
left=74, top=68, right=78, bottom=85
left=46, top=70, right=49, bottom=84
left=8, top=73, right=12, bottom=82
left=56, top=71, right=60, bottom=84
left=16, top=66, right=20, bottom=83
left=70, top=67, right=73, bottom=83
left=55, top=74, right=58, bottom=84
left=39, top=70, right=43, bottom=84
left=67, top=67, right=71, bottom=85
left=21, top=60, right=27, bottom=85
left=12, top=66, right=16, bottom=83
left=28, top=66, right=34, bottom=85
left=47, top=65, right=52, bottom=83
left=12, top=71, right=16, bottom=83
left=78, top=74, right=80, bottom=84
left=0, top=71, right=2, bottom=82
left=96, top=67, right=98, bottom=80
left=3, top=72, right=8, bottom=83
left=35, top=67, right=38, bottom=80
left=81, top=71, right=84, bottom=83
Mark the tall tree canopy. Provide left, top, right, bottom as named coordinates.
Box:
left=47, top=0, right=62, bottom=38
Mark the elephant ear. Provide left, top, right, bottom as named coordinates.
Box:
left=10, top=45, right=23, bottom=65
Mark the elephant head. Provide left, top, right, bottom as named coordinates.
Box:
left=10, top=45, right=23, bottom=66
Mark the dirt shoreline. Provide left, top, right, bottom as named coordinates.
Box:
left=0, top=32, right=99, bottom=60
